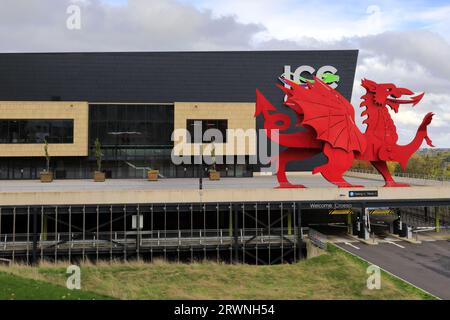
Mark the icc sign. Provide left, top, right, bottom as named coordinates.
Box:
left=282, top=65, right=340, bottom=88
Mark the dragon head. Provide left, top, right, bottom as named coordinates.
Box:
left=361, top=79, right=424, bottom=113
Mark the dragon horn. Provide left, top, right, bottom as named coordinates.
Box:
left=279, top=77, right=303, bottom=91
left=412, top=92, right=425, bottom=106
left=275, top=83, right=292, bottom=96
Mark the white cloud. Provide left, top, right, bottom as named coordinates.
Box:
left=0, top=0, right=263, bottom=52
left=0, top=0, right=448, bottom=147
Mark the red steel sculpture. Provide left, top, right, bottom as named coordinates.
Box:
left=255, top=77, right=434, bottom=188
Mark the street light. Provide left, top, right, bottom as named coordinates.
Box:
left=190, top=121, right=216, bottom=190
left=190, top=121, right=203, bottom=190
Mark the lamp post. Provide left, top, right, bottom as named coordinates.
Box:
left=191, top=121, right=203, bottom=190
left=200, top=146, right=204, bottom=190
left=191, top=121, right=215, bottom=190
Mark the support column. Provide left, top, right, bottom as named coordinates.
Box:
left=228, top=206, right=233, bottom=237
left=136, top=205, right=141, bottom=261
left=358, top=205, right=370, bottom=240
left=347, top=211, right=353, bottom=235
left=242, top=203, right=245, bottom=264
left=296, top=204, right=303, bottom=260
left=68, top=206, right=72, bottom=263
left=42, top=212, right=48, bottom=241
left=96, top=205, right=99, bottom=263
left=32, top=207, right=38, bottom=266
left=110, top=206, right=113, bottom=262
left=233, top=204, right=239, bottom=264
left=435, top=207, right=440, bottom=233
left=26, top=207, right=30, bottom=265
left=12, top=208, right=16, bottom=263
left=55, top=207, right=58, bottom=263
left=280, top=203, right=284, bottom=263
left=287, top=209, right=292, bottom=236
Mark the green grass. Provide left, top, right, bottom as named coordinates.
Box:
left=0, top=271, right=111, bottom=300
left=0, top=246, right=435, bottom=300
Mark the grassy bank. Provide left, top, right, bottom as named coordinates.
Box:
left=0, top=245, right=434, bottom=300
left=0, top=271, right=111, bottom=300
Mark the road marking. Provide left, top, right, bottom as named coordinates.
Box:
left=386, top=241, right=405, bottom=248
left=344, top=242, right=360, bottom=250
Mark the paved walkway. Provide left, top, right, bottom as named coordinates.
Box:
left=0, top=174, right=440, bottom=193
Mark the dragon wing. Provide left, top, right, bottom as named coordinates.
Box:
left=281, top=77, right=366, bottom=153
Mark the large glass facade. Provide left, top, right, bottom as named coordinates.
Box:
left=0, top=119, right=73, bottom=143
left=88, top=104, right=175, bottom=178
left=89, top=104, right=173, bottom=147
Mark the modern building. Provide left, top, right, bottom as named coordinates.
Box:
left=1, top=51, right=449, bottom=266
left=0, top=51, right=358, bottom=179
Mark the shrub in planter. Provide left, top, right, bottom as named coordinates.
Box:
left=40, top=171, right=53, bottom=183
left=208, top=143, right=220, bottom=180
left=209, top=169, right=220, bottom=181
left=148, top=169, right=159, bottom=181
left=93, top=138, right=105, bottom=182
left=40, top=139, right=53, bottom=183
left=94, top=171, right=105, bottom=182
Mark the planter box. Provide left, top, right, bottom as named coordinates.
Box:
left=148, top=171, right=159, bottom=181
left=40, top=171, right=53, bottom=183
left=209, top=171, right=220, bottom=181
left=94, top=171, right=106, bottom=182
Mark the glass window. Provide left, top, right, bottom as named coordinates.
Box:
left=186, top=119, right=228, bottom=143
left=0, top=120, right=74, bottom=144
left=89, top=104, right=174, bottom=147
left=0, top=121, right=8, bottom=143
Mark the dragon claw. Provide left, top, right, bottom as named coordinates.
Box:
left=420, top=112, right=434, bottom=129
left=337, top=184, right=364, bottom=188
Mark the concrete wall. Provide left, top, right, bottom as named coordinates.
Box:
left=0, top=183, right=448, bottom=206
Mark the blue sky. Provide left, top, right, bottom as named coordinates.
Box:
left=0, top=0, right=449, bottom=147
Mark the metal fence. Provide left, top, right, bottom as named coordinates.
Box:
left=347, top=168, right=450, bottom=184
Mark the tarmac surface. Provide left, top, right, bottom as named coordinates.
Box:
left=337, top=240, right=450, bottom=299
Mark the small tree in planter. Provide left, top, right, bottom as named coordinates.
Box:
left=93, top=138, right=105, bottom=182
left=209, top=142, right=220, bottom=181
left=147, top=168, right=159, bottom=181
left=40, top=139, right=53, bottom=183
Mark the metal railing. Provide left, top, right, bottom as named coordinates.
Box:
left=0, top=228, right=297, bottom=252
left=347, top=168, right=450, bottom=183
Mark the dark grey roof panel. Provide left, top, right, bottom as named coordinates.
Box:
left=0, top=51, right=358, bottom=104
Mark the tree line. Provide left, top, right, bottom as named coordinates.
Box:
left=351, top=150, right=450, bottom=178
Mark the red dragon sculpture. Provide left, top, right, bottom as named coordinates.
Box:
left=255, top=77, right=434, bottom=188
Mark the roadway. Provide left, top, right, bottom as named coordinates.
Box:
left=336, top=240, right=450, bottom=300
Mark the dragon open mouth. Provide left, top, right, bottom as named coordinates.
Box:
left=386, top=91, right=424, bottom=113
